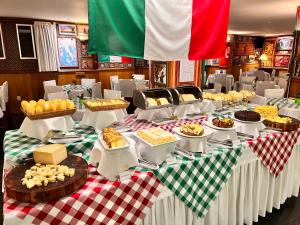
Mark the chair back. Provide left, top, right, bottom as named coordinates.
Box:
left=119, top=79, right=135, bottom=97
left=254, top=70, right=267, bottom=81
left=214, top=82, right=222, bottom=93
left=92, top=82, right=102, bottom=99
left=110, top=75, right=119, bottom=90
left=44, top=86, right=64, bottom=100
left=103, top=89, right=122, bottom=99
left=240, top=76, right=256, bottom=85
left=255, top=81, right=275, bottom=96
left=48, top=91, right=68, bottom=100
left=0, top=83, right=7, bottom=111
left=214, top=74, right=226, bottom=87
left=43, top=80, right=56, bottom=88
left=134, top=80, right=149, bottom=91
left=81, top=78, right=96, bottom=88
left=265, top=89, right=285, bottom=99
left=240, top=84, right=254, bottom=92
left=251, top=95, right=267, bottom=105
left=132, top=74, right=145, bottom=80
left=278, top=78, right=288, bottom=92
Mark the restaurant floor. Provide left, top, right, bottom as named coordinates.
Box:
left=0, top=130, right=299, bottom=225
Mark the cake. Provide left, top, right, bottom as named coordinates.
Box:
left=181, top=94, right=196, bottom=102
left=254, top=105, right=278, bottom=119
left=212, top=117, right=234, bottom=128
left=102, top=128, right=126, bottom=148
left=180, top=124, right=204, bottom=136
left=234, top=110, right=261, bottom=122
left=263, top=115, right=300, bottom=132
left=137, top=128, right=176, bottom=145
left=157, top=98, right=169, bottom=105
left=146, top=98, right=158, bottom=107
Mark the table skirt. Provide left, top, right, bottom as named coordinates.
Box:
left=141, top=145, right=300, bottom=225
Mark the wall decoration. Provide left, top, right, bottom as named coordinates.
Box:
left=178, top=60, right=195, bottom=84
left=58, top=24, right=77, bottom=36
left=80, top=42, right=91, bottom=57
left=261, top=39, right=276, bottom=67
left=118, top=63, right=124, bottom=68
left=127, top=63, right=133, bottom=68
left=134, top=59, right=146, bottom=67
left=276, top=50, right=290, bottom=55
left=276, top=36, right=294, bottom=51
left=57, top=37, right=78, bottom=68
left=0, top=23, right=5, bottom=59
left=77, top=25, right=89, bottom=36
left=152, top=61, right=168, bottom=88
left=16, top=24, right=36, bottom=59
left=235, top=36, right=255, bottom=56
left=81, top=58, right=94, bottom=69
left=109, top=63, right=116, bottom=68
left=274, top=55, right=290, bottom=68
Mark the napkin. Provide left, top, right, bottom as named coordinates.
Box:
left=19, top=116, right=75, bottom=140
left=89, top=137, right=139, bottom=180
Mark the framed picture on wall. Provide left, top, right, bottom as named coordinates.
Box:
left=152, top=61, right=168, bottom=88
left=81, top=58, right=94, bottom=69
left=77, top=25, right=89, bottom=36
left=276, top=36, right=294, bottom=51
left=80, top=42, right=91, bottom=57
left=0, top=23, right=5, bottom=59
left=57, top=37, right=78, bottom=68
left=16, top=24, right=36, bottom=59
left=58, top=24, right=77, bottom=36
left=274, top=55, right=290, bottom=68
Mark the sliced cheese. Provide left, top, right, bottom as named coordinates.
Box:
left=33, top=144, right=67, bottom=165
left=157, top=98, right=169, bottom=105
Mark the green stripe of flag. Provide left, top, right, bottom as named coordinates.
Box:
left=88, top=0, right=145, bottom=58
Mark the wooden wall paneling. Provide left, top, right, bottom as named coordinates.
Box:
left=289, top=78, right=300, bottom=97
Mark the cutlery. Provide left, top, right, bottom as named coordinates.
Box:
left=237, top=132, right=254, bottom=139
left=138, top=159, right=159, bottom=170
left=175, top=145, right=195, bottom=160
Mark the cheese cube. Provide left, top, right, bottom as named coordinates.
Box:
left=33, top=144, right=67, bottom=165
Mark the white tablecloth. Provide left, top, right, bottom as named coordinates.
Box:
left=141, top=143, right=300, bottom=225
left=19, top=116, right=75, bottom=140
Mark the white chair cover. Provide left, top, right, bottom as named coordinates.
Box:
left=251, top=95, right=267, bottom=105
left=278, top=78, right=288, bottom=92
left=43, top=80, right=56, bottom=88
left=134, top=80, right=149, bottom=91
left=119, top=79, right=135, bottom=97
left=0, top=85, right=6, bottom=112
left=240, top=76, right=256, bottom=85
left=132, top=74, right=145, bottom=80
left=2, top=81, right=8, bottom=103
left=214, top=82, right=222, bottom=93
left=47, top=91, right=68, bottom=100
left=265, top=89, right=285, bottom=99
left=44, top=86, right=64, bottom=100
left=255, top=81, right=275, bottom=96
left=81, top=79, right=96, bottom=88
left=92, top=82, right=102, bottom=99
left=240, top=84, right=254, bottom=92
left=110, top=75, right=119, bottom=90
left=103, top=89, right=122, bottom=99
left=254, top=70, right=266, bottom=81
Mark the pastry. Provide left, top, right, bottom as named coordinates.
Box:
left=102, top=128, right=126, bottom=148
left=212, top=117, right=234, bottom=128
left=181, top=94, right=196, bottom=102
left=180, top=124, right=204, bottom=136
left=146, top=98, right=157, bottom=107
left=234, top=110, right=261, bottom=122
left=157, top=98, right=169, bottom=105
left=137, top=128, right=176, bottom=145
left=254, top=105, right=278, bottom=119
left=263, top=116, right=300, bottom=132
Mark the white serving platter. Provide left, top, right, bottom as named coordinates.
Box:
left=99, top=135, right=130, bottom=152
left=173, top=126, right=214, bottom=139
left=233, top=117, right=263, bottom=124
left=204, top=120, right=241, bottom=131
left=133, top=131, right=178, bottom=148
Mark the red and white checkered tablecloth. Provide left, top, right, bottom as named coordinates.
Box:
left=124, top=114, right=208, bottom=132
left=4, top=166, right=164, bottom=225
left=247, top=129, right=300, bottom=177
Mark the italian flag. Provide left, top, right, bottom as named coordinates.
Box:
left=98, top=55, right=134, bottom=63
left=88, top=0, right=230, bottom=61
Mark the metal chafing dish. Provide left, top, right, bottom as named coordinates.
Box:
left=133, top=88, right=174, bottom=110
left=168, top=85, right=203, bottom=105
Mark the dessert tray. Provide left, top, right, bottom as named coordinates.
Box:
left=204, top=120, right=241, bottom=131
left=84, top=99, right=129, bottom=111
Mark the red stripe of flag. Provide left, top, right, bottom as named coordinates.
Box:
left=188, top=0, right=230, bottom=60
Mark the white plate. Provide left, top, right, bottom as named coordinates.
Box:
left=173, top=127, right=214, bottom=138
left=99, top=136, right=130, bottom=152
left=48, top=137, right=83, bottom=144
left=204, top=120, right=241, bottom=131
left=133, top=130, right=178, bottom=148
left=234, top=117, right=263, bottom=124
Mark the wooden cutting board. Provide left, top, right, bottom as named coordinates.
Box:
left=5, top=155, right=88, bottom=203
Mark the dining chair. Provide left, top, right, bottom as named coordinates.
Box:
left=48, top=91, right=68, bottom=100
left=103, top=89, right=122, bottom=99
left=255, top=81, right=275, bottom=96
left=132, top=74, right=145, bottom=80
left=119, top=79, right=135, bottom=97
left=110, top=75, right=119, bottom=90
left=278, top=78, right=288, bottom=92
left=240, top=84, right=255, bottom=92
left=92, top=82, right=103, bottom=99
left=251, top=95, right=267, bottom=105
left=43, top=80, right=56, bottom=88
left=81, top=78, right=96, bottom=88
left=214, top=82, right=222, bottom=93
left=44, top=86, right=64, bottom=100
left=265, top=89, right=285, bottom=99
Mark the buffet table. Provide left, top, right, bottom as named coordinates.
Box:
left=267, top=98, right=300, bottom=120
left=3, top=106, right=300, bottom=225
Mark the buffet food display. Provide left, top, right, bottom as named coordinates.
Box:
left=136, top=127, right=177, bottom=146
left=263, top=116, right=300, bottom=132
left=168, top=85, right=203, bottom=105
left=21, top=99, right=75, bottom=120
left=203, top=90, right=255, bottom=104
left=254, top=105, right=278, bottom=118
left=102, top=127, right=126, bottom=149
left=212, top=117, right=235, bottom=128
left=180, top=124, right=204, bottom=136
left=234, top=110, right=261, bottom=122
left=84, top=99, right=129, bottom=111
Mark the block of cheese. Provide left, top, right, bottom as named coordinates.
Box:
left=146, top=98, right=157, bottom=107
left=157, top=98, right=169, bottom=105
left=181, top=94, right=196, bottom=102
left=33, top=144, right=67, bottom=165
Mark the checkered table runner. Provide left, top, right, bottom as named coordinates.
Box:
left=4, top=166, right=164, bottom=225
left=267, top=98, right=300, bottom=109
left=151, top=145, right=244, bottom=218
left=63, top=84, right=91, bottom=93
left=4, top=123, right=97, bottom=163
left=124, top=114, right=208, bottom=132
left=247, top=129, right=300, bottom=177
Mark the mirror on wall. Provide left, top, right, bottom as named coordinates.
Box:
left=16, top=24, right=36, bottom=59
left=0, top=23, right=5, bottom=59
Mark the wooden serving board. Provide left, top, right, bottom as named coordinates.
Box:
left=21, top=108, right=76, bottom=120
left=83, top=99, right=129, bottom=111
left=5, top=155, right=88, bottom=203
left=263, top=116, right=300, bottom=132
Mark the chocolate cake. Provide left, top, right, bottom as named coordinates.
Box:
left=263, top=116, right=300, bottom=132
left=212, top=117, right=234, bottom=128
left=234, top=110, right=261, bottom=122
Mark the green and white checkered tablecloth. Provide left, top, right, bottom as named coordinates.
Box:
left=267, top=98, right=300, bottom=109
left=152, top=144, right=244, bottom=218
left=4, top=124, right=98, bottom=163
